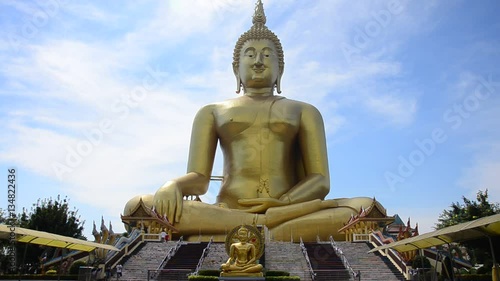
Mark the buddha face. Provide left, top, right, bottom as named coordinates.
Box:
left=237, top=39, right=280, bottom=91
left=237, top=227, right=249, bottom=242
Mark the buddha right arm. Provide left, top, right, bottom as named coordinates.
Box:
left=153, top=105, right=217, bottom=223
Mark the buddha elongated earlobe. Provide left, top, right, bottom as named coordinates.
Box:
left=236, top=76, right=242, bottom=94
left=276, top=74, right=282, bottom=94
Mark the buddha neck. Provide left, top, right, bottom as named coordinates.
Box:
left=244, top=87, right=274, bottom=97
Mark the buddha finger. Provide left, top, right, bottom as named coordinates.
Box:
left=238, top=199, right=262, bottom=206
left=242, top=204, right=267, bottom=214
left=175, top=195, right=182, bottom=223
left=165, top=201, right=173, bottom=224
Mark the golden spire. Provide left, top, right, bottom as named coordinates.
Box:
left=252, top=0, right=266, bottom=27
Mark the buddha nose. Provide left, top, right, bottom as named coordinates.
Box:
left=254, top=53, right=263, bottom=66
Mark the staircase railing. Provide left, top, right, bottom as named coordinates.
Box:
left=192, top=236, right=214, bottom=276
left=156, top=236, right=183, bottom=271
left=106, top=229, right=144, bottom=268
left=299, top=237, right=316, bottom=281
left=329, top=236, right=359, bottom=280
left=370, top=232, right=409, bottom=278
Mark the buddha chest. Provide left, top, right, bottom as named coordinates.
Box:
left=215, top=97, right=301, bottom=141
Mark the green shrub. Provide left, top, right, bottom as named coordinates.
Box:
left=265, top=270, right=290, bottom=276
left=412, top=255, right=431, bottom=270
left=45, top=269, right=57, bottom=275
left=197, top=269, right=221, bottom=276
left=0, top=275, right=78, bottom=280
left=188, top=276, right=218, bottom=281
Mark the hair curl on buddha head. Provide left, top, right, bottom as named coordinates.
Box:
left=233, top=0, right=285, bottom=94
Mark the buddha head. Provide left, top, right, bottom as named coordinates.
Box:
left=233, top=0, right=284, bottom=94
left=237, top=226, right=250, bottom=242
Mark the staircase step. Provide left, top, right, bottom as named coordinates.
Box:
left=120, top=241, right=175, bottom=281
left=337, top=241, right=405, bottom=281
left=117, top=240, right=406, bottom=281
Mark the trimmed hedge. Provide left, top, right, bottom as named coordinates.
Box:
left=265, top=270, right=290, bottom=276
left=0, top=275, right=78, bottom=280
left=197, top=269, right=221, bottom=276
left=188, top=276, right=218, bottom=281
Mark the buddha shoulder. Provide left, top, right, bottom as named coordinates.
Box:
left=192, top=98, right=323, bottom=123
left=273, top=98, right=324, bottom=120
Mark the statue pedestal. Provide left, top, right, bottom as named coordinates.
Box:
left=219, top=277, right=265, bottom=281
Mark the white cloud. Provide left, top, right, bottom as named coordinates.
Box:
left=63, top=3, right=121, bottom=23
left=462, top=161, right=500, bottom=203
left=459, top=141, right=500, bottom=204
left=364, top=94, right=417, bottom=126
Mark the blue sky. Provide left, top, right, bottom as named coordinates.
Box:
left=1, top=0, right=499, bottom=239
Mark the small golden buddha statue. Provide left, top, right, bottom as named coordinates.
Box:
left=124, top=0, right=377, bottom=242
left=221, top=226, right=263, bottom=276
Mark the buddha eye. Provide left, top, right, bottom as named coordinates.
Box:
left=244, top=50, right=256, bottom=58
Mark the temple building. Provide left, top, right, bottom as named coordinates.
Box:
left=121, top=197, right=177, bottom=237
left=338, top=198, right=396, bottom=242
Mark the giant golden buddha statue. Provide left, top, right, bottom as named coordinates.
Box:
left=124, top=0, right=377, bottom=242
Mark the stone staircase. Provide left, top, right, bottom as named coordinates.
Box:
left=158, top=242, right=208, bottom=280
left=200, top=242, right=226, bottom=270
left=266, top=241, right=312, bottom=281
left=117, top=240, right=406, bottom=281
left=304, top=243, right=351, bottom=281
left=337, top=241, right=405, bottom=281
left=120, top=241, right=175, bottom=281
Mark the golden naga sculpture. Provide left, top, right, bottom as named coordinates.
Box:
left=124, top=0, right=378, bottom=242
left=221, top=225, right=264, bottom=276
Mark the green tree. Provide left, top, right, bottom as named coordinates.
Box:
left=436, top=189, right=500, bottom=268
left=23, top=196, right=85, bottom=238
left=436, top=189, right=500, bottom=229
left=17, top=195, right=86, bottom=270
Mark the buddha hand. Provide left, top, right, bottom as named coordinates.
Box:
left=153, top=181, right=183, bottom=223
left=238, top=197, right=288, bottom=213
